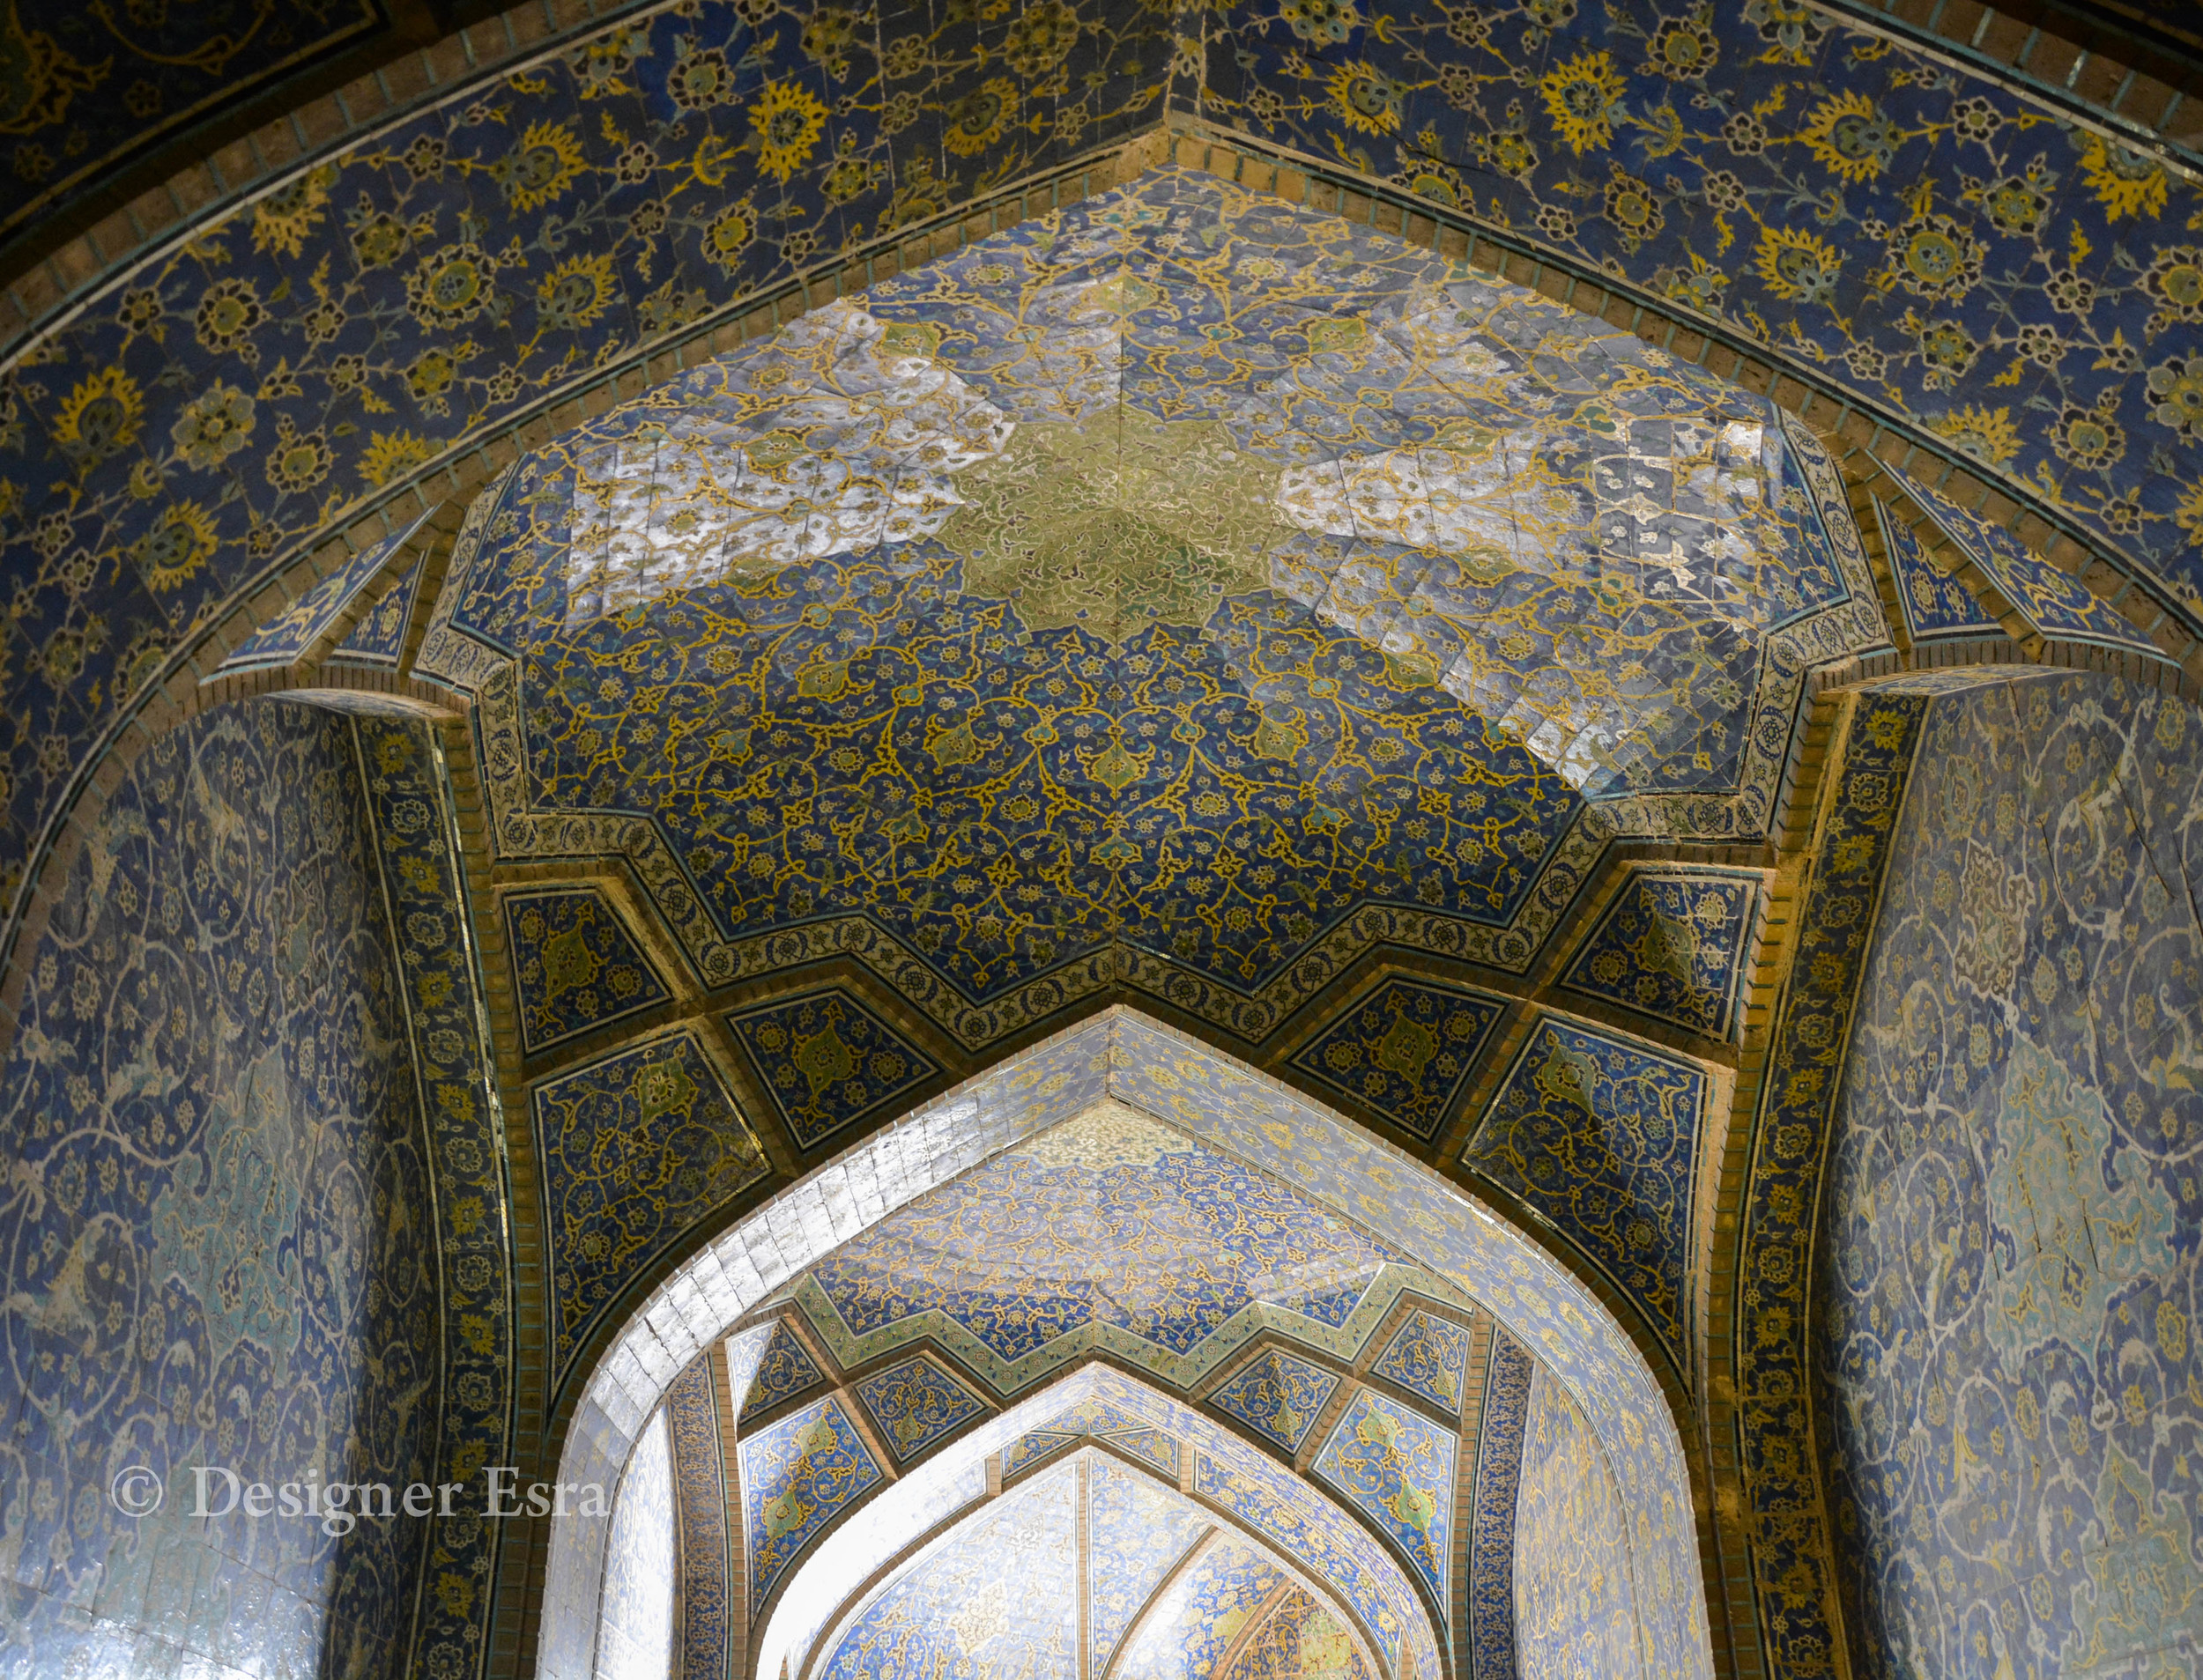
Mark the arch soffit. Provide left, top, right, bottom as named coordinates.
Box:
left=757, top=1371, right=1406, bottom=1680
left=538, top=1008, right=1710, bottom=1680
left=8, top=2, right=2201, bottom=1053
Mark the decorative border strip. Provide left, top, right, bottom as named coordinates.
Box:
left=1732, top=689, right=1931, bottom=1680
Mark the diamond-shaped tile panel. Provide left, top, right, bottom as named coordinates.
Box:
left=212, top=503, right=440, bottom=675
left=505, top=886, right=671, bottom=1055
left=1100, top=1425, right=1180, bottom=1481
left=1886, top=461, right=2162, bottom=658
left=854, top=1355, right=989, bottom=1460
left=1210, top=1349, right=1341, bottom=1453
left=742, top=1322, right=827, bottom=1420
left=1874, top=496, right=1998, bottom=644
left=1004, top=1429, right=1083, bottom=1476
left=1463, top=1016, right=1705, bottom=1365
left=328, top=557, right=427, bottom=667
left=1312, top=1387, right=1457, bottom=1610
left=1287, top=978, right=1505, bottom=1141
left=739, top=1395, right=885, bottom=1609
left=1558, top=871, right=1755, bottom=1040
left=1370, top=1311, right=1472, bottom=1417
left=727, top=987, right=943, bottom=1151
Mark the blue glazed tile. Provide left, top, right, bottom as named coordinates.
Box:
left=742, top=1323, right=828, bottom=1419
left=533, top=1031, right=770, bottom=1380
left=1287, top=978, right=1506, bottom=1141
left=739, top=1396, right=886, bottom=1610
left=504, top=886, right=672, bottom=1055
left=1466, top=1332, right=1534, bottom=1680
left=666, top=1362, right=731, bottom=1680
left=1463, top=1016, right=1706, bottom=1367
left=1312, top=1387, right=1456, bottom=1610
left=819, top=1462, right=1080, bottom=1680
left=214, top=505, right=440, bottom=675
left=1209, top=1349, right=1342, bottom=1453
left=1559, top=870, right=1756, bottom=1039
left=727, top=988, right=944, bottom=1151
left=1088, top=1458, right=1212, bottom=1676
left=1369, top=1311, right=1472, bottom=1418
left=805, top=1111, right=1400, bottom=1376
left=1886, top=462, right=2161, bottom=656
left=1873, top=495, right=1999, bottom=644
left=1116, top=1534, right=1290, bottom=1680
left=1811, top=673, right=2203, bottom=1679
left=854, top=1355, right=989, bottom=1461
left=328, top=557, right=427, bottom=668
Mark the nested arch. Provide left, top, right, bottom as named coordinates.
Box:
left=545, top=1010, right=1710, bottom=1680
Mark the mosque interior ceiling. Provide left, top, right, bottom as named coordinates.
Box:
left=406, top=165, right=1824, bottom=1415
left=9, top=3, right=2203, bottom=1677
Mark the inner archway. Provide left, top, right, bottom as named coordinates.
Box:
left=544, top=1010, right=1709, bottom=1680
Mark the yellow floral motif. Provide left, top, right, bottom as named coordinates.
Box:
left=752, top=79, right=829, bottom=180
left=2080, top=133, right=2169, bottom=220
left=1327, top=63, right=1404, bottom=136
left=1930, top=405, right=2021, bottom=470
left=1799, top=90, right=1896, bottom=182
left=2178, top=480, right=2203, bottom=552
left=360, top=431, right=438, bottom=486
left=251, top=165, right=337, bottom=259
left=1753, top=226, right=1842, bottom=305
left=943, top=78, right=1016, bottom=158
left=54, top=366, right=145, bottom=463
left=496, top=121, right=589, bottom=211
left=1539, top=50, right=1626, bottom=156
left=702, top=200, right=755, bottom=273
left=537, top=253, right=619, bottom=331
left=130, top=501, right=219, bottom=592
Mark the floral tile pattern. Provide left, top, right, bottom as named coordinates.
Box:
left=1734, top=688, right=1929, bottom=1680
left=0, top=0, right=1170, bottom=960
left=1369, top=1310, right=1472, bottom=1418
left=1873, top=495, right=1999, bottom=644
left=817, top=1462, right=1081, bottom=1680
left=1818, top=672, right=2203, bottom=1679
left=352, top=713, right=516, bottom=1680
left=1224, top=1587, right=1376, bottom=1680
left=1466, top=1331, right=1534, bottom=1680
left=1286, top=978, right=1506, bottom=1141
left=1186, top=0, right=2203, bottom=608
left=667, top=1358, right=732, bottom=1680
left=1089, top=1457, right=1214, bottom=1676
left=727, top=986, right=944, bottom=1151
left=800, top=1102, right=1400, bottom=1375
left=1511, top=1370, right=1636, bottom=1677
left=1884, top=460, right=2166, bottom=655
left=1116, top=1533, right=1291, bottom=1680
left=1106, top=1013, right=1696, bottom=1680
left=1558, top=870, right=1756, bottom=1039
left=1210, top=1347, right=1343, bottom=1452
left=739, top=1395, right=886, bottom=1611
left=1462, top=1015, right=1706, bottom=1367
left=504, top=885, right=672, bottom=1055
left=416, top=165, right=1885, bottom=1065
left=0, top=705, right=435, bottom=1679
left=532, top=1029, right=769, bottom=1383
left=1312, top=1387, right=1457, bottom=1610
left=211, top=504, right=437, bottom=674
left=329, top=557, right=427, bottom=668
left=0, top=0, right=382, bottom=248
left=742, top=1321, right=829, bottom=1419
left=854, top=1354, right=990, bottom=1461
